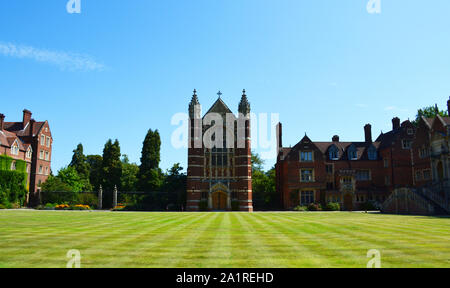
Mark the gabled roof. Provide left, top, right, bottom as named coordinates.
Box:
left=435, top=115, right=450, bottom=127
left=421, top=116, right=434, bottom=129
left=282, top=136, right=380, bottom=161
left=204, top=97, right=233, bottom=116
left=4, top=121, right=46, bottom=137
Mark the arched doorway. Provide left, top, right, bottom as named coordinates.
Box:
left=212, top=191, right=228, bottom=211
left=344, top=194, right=353, bottom=211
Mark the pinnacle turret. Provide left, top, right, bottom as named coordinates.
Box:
left=238, top=89, right=250, bottom=115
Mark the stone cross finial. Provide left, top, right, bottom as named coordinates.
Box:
left=217, top=91, right=222, bottom=98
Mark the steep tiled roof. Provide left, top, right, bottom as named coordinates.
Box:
left=204, top=97, right=233, bottom=116
left=4, top=121, right=45, bottom=137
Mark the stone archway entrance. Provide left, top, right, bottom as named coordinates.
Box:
left=212, top=191, right=228, bottom=211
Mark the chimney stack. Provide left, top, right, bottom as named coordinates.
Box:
left=29, top=119, right=35, bottom=137
left=0, top=114, right=5, bottom=131
left=447, top=97, right=450, bottom=114
left=332, top=135, right=340, bottom=142
left=23, top=109, right=32, bottom=128
left=364, top=124, right=372, bottom=143
left=276, top=123, right=283, bottom=154
left=392, top=117, right=400, bottom=130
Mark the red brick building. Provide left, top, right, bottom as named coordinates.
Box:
left=0, top=109, right=52, bottom=205
left=276, top=116, right=429, bottom=210
left=186, top=90, right=253, bottom=211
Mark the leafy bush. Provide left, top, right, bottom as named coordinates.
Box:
left=231, top=200, right=240, bottom=211
left=307, top=203, right=322, bottom=211
left=361, top=201, right=379, bottom=211
left=293, top=205, right=308, bottom=211
left=325, top=202, right=340, bottom=211
left=199, top=200, right=208, bottom=211
left=0, top=170, right=28, bottom=208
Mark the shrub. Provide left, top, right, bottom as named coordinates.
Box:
left=361, top=201, right=379, bottom=211
left=293, top=205, right=308, bottom=211
left=325, top=202, right=340, bottom=211
left=231, top=200, right=240, bottom=211
left=307, top=203, right=322, bottom=211
left=0, top=169, right=27, bottom=208
left=199, top=200, right=208, bottom=211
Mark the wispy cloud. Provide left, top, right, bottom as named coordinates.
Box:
left=384, top=106, right=408, bottom=112
left=0, top=42, right=105, bottom=71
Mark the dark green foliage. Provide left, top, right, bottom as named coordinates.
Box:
left=325, top=202, right=341, bottom=211
left=293, top=205, right=308, bottom=211
left=307, top=203, right=322, bottom=211
left=140, top=129, right=161, bottom=171
left=40, top=191, right=97, bottom=207
left=69, top=144, right=92, bottom=191
left=231, top=200, right=240, bottom=211
left=0, top=155, right=28, bottom=207
left=160, top=163, right=186, bottom=210
left=101, top=139, right=122, bottom=208
left=415, top=105, right=448, bottom=125
left=87, top=155, right=103, bottom=191
left=54, top=167, right=84, bottom=192
left=199, top=199, right=208, bottom=211
left=0, top=170, right=27, bottom=207
left=41, top=175, right=73, bottom=192
left=361, top=201, right=379, bottom=211
left=139, top=129, right=162, bottom=191
left=120, top=155, right=139, bottom=192
left=252, top=153, right=279, bottom=211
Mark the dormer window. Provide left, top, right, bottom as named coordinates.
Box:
left=26, top=147, right=32, bottom=159
left=368, top=145, right=377, bottom=160
left=348, top=145, right=358, bottom=160
left=329, top=145, right=339, bottom=160
left=300, top=151, right=313, bottom=162
left=41, top=135, right=45, bottom=145
left=11, top=141, right=19, bottom=155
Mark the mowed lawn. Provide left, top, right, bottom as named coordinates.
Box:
left=0, top=210, right=449, bottom=268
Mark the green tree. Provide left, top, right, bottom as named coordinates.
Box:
left=162, top=163, right=187, bottom=210
left=69, top=144, right=92, bottom=191
left=139, top=129, right=162, bottom=191
left=251, top=152, right=279, bottom=210
left=87, top=155, right=103, bottom=191
left=101, top=139, right=122, bottom=193
left=55, top=167, right=84, bottom=192
left=251, top=152, right=265, bottom=173
left=415, top=105, right=448, bottom=125
left=121, top=155, right=139, bottom=192
left=41, top=175, right=73, bottom=192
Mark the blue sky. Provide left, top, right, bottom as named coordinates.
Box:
left=1, top=0, right=450, bottom=172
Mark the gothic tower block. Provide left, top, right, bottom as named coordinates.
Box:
left=186, top=90, right=253, bottom=212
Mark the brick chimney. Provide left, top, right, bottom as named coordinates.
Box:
left=447, top=96, right=450, bottom=114
left=276, top=122, right=283, bottom=153
left=392, top=117, right=400, bottom=130
left=29, top=119, right=35, bottom=137
left=23, top=109, right=32, bottom=128
left=364, top=124, right=372, bottom=143
left=0, top=114, right=5, bottom=131
left=332, top=135, right=340, bottom=142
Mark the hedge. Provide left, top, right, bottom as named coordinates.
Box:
left=0, top=154, right=28, bottom=207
